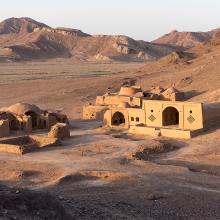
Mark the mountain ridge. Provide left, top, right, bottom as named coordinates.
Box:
left=152, top=28, right=220, bottom=48
left=0, top=17, right=180, bottom=62
left=0, top=17, right=219, bottom=62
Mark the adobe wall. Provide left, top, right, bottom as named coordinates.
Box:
left=129, top=125, right=192, bottom=139
left=83, top=105, right=109, bottom=120
left=104, top=107, right=130, bottom=129
left=142, top=100, right=203, bottom=131
left=48, top=123, right=70, bottom=140
left=160, top=92, right=185, bottom=101
left=30, top=135, right=61, bottom=148
left=127, top=108, right=145, bottom=126
left=103, top=100, right=204, bottom=137
left=0, top=120, right=10, bottom=138
left=0, top=136, right=37, bottom=154
left=47, top=113, right=68, bottom=130
left=0, top=135, right=61, bottom=155
left=16, top=115, right=32, bottom=132
left=0, top=144, right=26, bottom=155
left=96, top=95, right=141, bottom=107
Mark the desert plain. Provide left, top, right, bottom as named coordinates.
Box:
left=0, top=58, right=219, bottom=220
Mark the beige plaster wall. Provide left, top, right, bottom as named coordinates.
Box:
left=83, top=105, right=109, bottom=120
left=104, top=108, right=129, bottom=129
left=96, top=95, right=141, bottom=107
left=143, top=100, right=203, bottom=131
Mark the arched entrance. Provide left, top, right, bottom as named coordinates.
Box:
left=162, top=107, right=179, bottom=127
left=25, top=111, right=38, bottom=129
left=111, top=112, right=125, bottom=126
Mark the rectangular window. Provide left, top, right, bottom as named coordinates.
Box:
left=136, top=117, right=140, bottom=122
left=131, top=117, right=134, bottom=121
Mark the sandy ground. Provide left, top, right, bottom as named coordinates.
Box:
left=0, top=62, right=219, bottom=219
left=0, top=119, right=219, bottom=219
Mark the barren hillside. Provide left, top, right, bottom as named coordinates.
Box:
left=152, top=29, right=220, bottom=48
left=0, top=17, right=178, bottom=62
left=136, top=32, right=220, bottom=103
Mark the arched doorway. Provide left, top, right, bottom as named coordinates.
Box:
left=25, top=111, right=38, bottom=129
left=162, top=107, right=179, bottom=127
left=111, top=112, right=125, bottom=126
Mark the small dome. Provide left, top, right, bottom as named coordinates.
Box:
left=119, top=86, right=143, bottom=97
left=7, top=103, right=42, bottom=115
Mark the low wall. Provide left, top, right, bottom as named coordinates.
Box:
left=30, top=135, right=61, bottom=148
left=129, top=125, right=192, bottom=139
left=129, top=126, right=158, bottom=136
left=0, top=142, right=37, bottom=155
left=0, top=135, right=61, bottom=155
left=160, top=128, right=191, bottom=139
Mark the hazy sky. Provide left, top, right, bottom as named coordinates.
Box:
left=1, top=0, right=220, bottom=41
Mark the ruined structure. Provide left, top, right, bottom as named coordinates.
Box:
left=0, top=103, right=68, bottom=138
left=145, top=86, right=185, bottom=101
left=0, top=135, right=61, bottom=155
left=48, top=123, right=70, bottom=140
left=84, top=86, right=220, bottom=139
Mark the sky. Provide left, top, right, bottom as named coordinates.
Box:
left=0, top=0, right=220, bottom=41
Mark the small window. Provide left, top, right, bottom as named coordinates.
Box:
left=136, top=117, right=140, bottom=122
left=189, top=110, right=192, bottom=114
left=151, top=110, right=154, bottom=113
left=131, top=117, right=134, bottom=121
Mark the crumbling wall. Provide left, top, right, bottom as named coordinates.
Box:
left=0, top=135, right=61, bottom=155
left=48, top=123, right=70, bottom=140
left=160, top=92, right=185, bottom=101
left=96, top=95, right=141, bottom=107
left=0, top=136, right=37, bottom=154
left=30, top=135, right=61, bottom=148
left=0, top=120, right=10, bottom=138
left=47, top=113, right=69, bottom=130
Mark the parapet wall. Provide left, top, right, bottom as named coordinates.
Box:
left=96, top=95, right=141, bottom=107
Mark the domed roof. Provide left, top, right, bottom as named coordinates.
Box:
left=7, top=103, right=42, bottom=115
left=119, top=86, right=144, bottom=97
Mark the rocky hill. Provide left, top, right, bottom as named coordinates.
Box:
left=152, top=29, right=220, bottom=49
left=0, top=17, right=179, bottom=62
left=138, top=32, right=220, bottom=103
